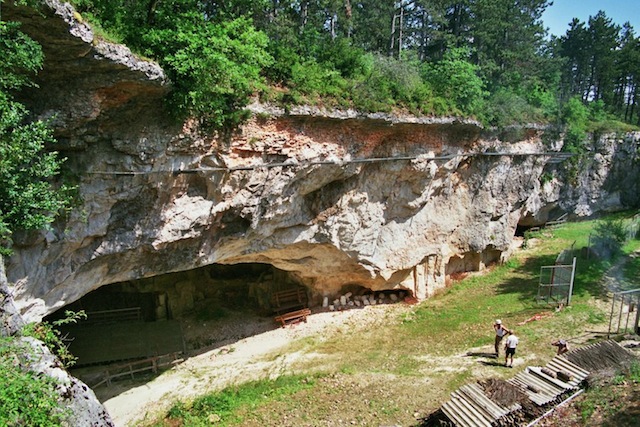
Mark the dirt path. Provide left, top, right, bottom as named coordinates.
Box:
left=97, top=307, right=400, bottom=426
left=96, top=304, right=517, bottom=427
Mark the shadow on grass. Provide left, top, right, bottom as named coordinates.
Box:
left=494, top=251, right=612, bottom=305
left=601, top=389, right=640, bottom=427
left=478, top=360, right=511, bottom=368
left=464, top=351, right=498, bottom=359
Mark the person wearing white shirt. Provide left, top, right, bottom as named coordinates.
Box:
left=493, top=319, right=511, bottom=357
left=504, top=331, right=519, bottom=368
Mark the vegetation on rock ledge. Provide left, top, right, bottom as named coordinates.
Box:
left=0, top=20, right=73, bottom=254
left=66, top=1, right=640, bottom=133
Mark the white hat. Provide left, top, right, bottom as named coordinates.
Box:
left=495, top=319, right=502, bottom=325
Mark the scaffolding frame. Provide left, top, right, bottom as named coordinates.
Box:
left=537, top=257, right=577, bottom=306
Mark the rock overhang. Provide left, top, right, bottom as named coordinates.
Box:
left=4, top=0, right=639, bottom=321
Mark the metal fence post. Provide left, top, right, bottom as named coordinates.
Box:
left=567, top=257, right=577, bottom=306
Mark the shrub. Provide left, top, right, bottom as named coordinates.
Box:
left=483, top=89, right=534, bottom=127
left=0, top=338, right=67, bottom=426
left=21, top=310, right=86, bottom=368
left=592, top=218, right=630, bottom=258
left=422, top=48, right=486, bottom=116
left=352, top=54, right=432, bottom=114
left=561, top=96, right=589, bottom=153
left=289, top=59, right=347, bottom=98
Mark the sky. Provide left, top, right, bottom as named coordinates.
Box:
left=541, top=0, right=640, bottom=36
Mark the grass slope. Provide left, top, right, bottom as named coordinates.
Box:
left=141, top=212, right=640, bottom=427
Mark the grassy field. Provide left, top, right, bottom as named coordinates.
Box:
left=140, top=212, right=640, bottom=427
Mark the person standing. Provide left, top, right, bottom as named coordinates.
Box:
left=493, top=319, right=511, bottom=357
left=504, top=331, right=519, bottom=367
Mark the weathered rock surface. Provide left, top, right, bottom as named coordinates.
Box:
left=11, top=337, right=114, bottom=426
left=4, top=1, right=640, bottom=322
left=1, top=256, right=114, bottom=426
left=1, top=257, right=25, bottom=337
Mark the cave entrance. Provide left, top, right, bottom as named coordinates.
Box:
left=47, top=263, right=308, bottom=368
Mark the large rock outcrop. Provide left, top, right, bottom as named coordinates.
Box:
left=4, top=1, right=640, bottom=321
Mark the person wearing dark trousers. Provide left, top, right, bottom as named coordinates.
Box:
left=493, top=319, right=511, bottom=357
left=504, top=331, right=519, bottom=367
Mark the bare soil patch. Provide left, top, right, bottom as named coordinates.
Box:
left=94, top=305, right=409, bottom=426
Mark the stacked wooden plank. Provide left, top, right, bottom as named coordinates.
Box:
left=438, top=355, right=589, bottom=427
left=442, top=383, right=520, bottom=427
left=426, top=340, right=637, bottom=426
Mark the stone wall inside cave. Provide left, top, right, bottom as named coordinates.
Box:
left=52, top=263, right=308, bottom=322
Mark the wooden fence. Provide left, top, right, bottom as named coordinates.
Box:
left=91, top=352, right=183, bottom=388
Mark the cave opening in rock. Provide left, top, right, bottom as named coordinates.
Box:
left=46, top=263, right=311, bottom=367
left=515, top=224, right=537, bottom=237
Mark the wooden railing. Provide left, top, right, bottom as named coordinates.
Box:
left=90, top=352, right=183, bottom=388
left=84, top=307, right=142, bottom=324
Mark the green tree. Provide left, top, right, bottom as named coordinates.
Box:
left=471, top=0, right=552, bottom=90
left=561, top=96, right=589, bottom=152
left=586, top=11, right=620, bottom=104
left=73, top=0, right=272, bottom=129
left=142, top=14, right=272, bottom=129
left=0, top=21, right=72, bottom=253
left=422, top=47, right=486, bottom=115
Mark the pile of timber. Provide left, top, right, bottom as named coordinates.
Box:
left=420, top=345, right=594, bottom=427
left=565, top=339, right=638, bottom=373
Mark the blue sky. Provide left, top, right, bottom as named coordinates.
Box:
left=541, top=0, right=640, bottom=36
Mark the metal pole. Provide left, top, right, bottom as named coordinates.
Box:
left=635, top=295, right=640, bottom=335
left=608, top=293, right=616, bottom=338
left=617, top=296, right=625, bottom=335
left=567, top=257, right=577, bottom=306
left=625, top=296, right=632, bottom=333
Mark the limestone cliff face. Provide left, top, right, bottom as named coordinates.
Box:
left=4, top=1, right=640, bottom=321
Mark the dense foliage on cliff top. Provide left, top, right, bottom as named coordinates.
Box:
left=68, top=0, right=640, bottom=131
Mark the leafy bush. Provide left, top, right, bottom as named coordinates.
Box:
left=482, top=89, right=535, bottom=127
left=592, top=218, right=630, bottom=258
left=0, top=21, right=43, bottom=90
left=21, top=310, right=86, bottom=368
left=422, top=48, right=486, bottom=116
left=317, top=38, right=369, bottom=79
left=561, top=96, right=589, bottom=153
left=526, top=84, right=559, bottom=119
left=352, top=54, right=432, bottom=114
left=0, top=338, right=67, bottom=426
left=289, top=59, right=347, bottom=98
left=142, top=15, right=272, bottom=129
left=0, top=21, right=74, bottom=254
